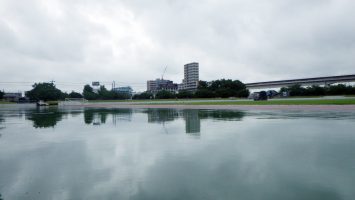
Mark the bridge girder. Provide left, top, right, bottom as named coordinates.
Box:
left=245, top=74, right=355, bottom=89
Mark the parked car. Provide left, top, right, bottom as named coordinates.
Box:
left=266, top=90, right=278, bottom=98
left=253, top=91, right=268, bottom=101
left=248, top=92, right=258, bottom=99
left=17, top=97, right=31, bottom=103
left=281, top=91, right=289, bottom=97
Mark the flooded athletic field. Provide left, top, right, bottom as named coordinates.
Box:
left=0, top=105, right=355, bottom=199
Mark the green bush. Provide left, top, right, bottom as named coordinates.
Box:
left=155, top=90, right=176, bottom=99
left=177, top=90, right=194, bottom=98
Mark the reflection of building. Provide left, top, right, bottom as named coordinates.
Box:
left=146, top=109, right=180, bottom=123
left=146, top=109, right=201, bottom=135
left=84, top=109, right=133, bottom=125
left=180, top=62, right=199, bottom=92
left=183, top=110, right=201, bottom=135
left=147, top=79, right=178, bottom=94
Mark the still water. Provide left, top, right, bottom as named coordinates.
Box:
left=0, top=105, right=355, bottom=200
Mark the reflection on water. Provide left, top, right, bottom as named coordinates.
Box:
left=26, top=108, right=63, bottom=128
left=145, top=109, right=246, bottom=135
left=2, top=107, right=246, bottom=134
left=83, top=108, right=133, bottom=125
left=0, top=106, right=355, bottom=200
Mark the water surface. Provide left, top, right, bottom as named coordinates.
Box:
left=0, top=106, right=355, bottom=200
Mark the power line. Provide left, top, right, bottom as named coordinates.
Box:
left=0, top=81, right=146, bottom=85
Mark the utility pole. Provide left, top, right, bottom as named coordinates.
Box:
left=111, top=81, right=116, bottom=90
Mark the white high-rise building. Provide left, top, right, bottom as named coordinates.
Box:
left=181, top=62, right=199, bottom=91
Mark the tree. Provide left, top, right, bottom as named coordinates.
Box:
left=215, top=88, right=234, bottom=98
left=155, top=90, right=175, bottom=99
left=198, top=81, right=208, bottom=89
left=97, top=86, right=113, bottom=100
left=305, top=85, right=326, bottom=96
left=83, top=84, right=131, bottom=100
left=327, top=84, right=351, bottom=95
left=25, top=82, right=63, bottom=101
left=287, top=84, right=307, bottom=96
left=69, top=91, right=83, bottom=98
left=280, top=87, right=288, bottom=94
left=194, top=89, right=215, bottom=98
left=0, top=90, right=4, bottom=99
left=236, top=89, right=250, bottom=98
left=83, top=84, right=98, bottom=100
left=133, top=92, right=153, bottom=99
left=200, top=79, right=248, bottom=98
left=176, top=90, right=193, bottom=98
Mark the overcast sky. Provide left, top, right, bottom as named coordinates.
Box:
left=1, top=0, right=355, bottom=92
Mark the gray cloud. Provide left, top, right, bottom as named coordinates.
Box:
left=0, top=0, right=354, bottom=92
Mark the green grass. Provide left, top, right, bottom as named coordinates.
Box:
left=0, top=101, right=15, bottom=104
left=178, top=99, right=355, bottom=105
left=88, top=98, right=239, bottom=103
left=46, top=101, right=59, bottom=105
left=87, top=97, right=355, bottom=105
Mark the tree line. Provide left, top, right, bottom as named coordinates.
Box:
left=82, top=85, right=130, bottom=100
left=4, top=81, right=354, bottom=101
left=134, top=79, right=250, bottom=99
left=22, top=83, right=131, bottom=101
left=280, top=84, right=355, bottom=96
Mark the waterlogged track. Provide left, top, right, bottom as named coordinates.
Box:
left=1, top=107, right=355, bottom=200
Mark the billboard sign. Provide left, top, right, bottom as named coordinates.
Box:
left=92, top=82, right=100, bottom=86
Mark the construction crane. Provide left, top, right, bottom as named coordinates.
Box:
left=161, top=66, right=167, bottom=80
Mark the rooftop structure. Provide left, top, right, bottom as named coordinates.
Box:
left=147, top=79, right=178, bottom=93
left=3, top=92, right=22, bottom=102
left=113, top=86, right=133, bottom=96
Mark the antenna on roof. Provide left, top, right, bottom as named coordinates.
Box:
left=161, top=66, right=167, bottom=80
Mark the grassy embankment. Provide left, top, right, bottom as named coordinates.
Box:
left=180, top=99, right=355, bottom=105
left=88, top=98, right=355, bottom=105
left=0, top=101, right=15, bottom=104
left=88, top=98, right=229, bottom=103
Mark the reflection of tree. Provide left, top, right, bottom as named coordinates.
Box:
left=22, top=108, right=245, bottom=131
left=0, top=193, right=3, bottom=200
left=27, top=108, right=63, bottom=128
left=198, top=110, right=245, bottom=121
left=84, top=109, right=94, bottom=124
left=0, top=113, right=4, bottom=129
left=0, top=112, right=4, bottom=126
left=84, top=109, right=132, bottom=125
left=69, top=110, right=82, bottom=117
